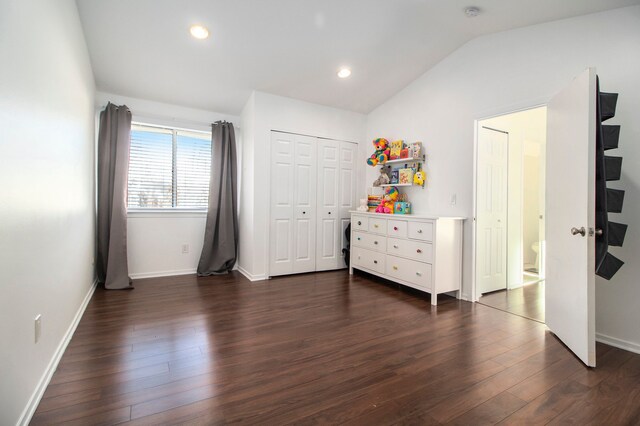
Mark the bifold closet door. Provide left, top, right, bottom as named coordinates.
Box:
left=270, top=132, right=317, bottom=276
left=316, top=139, right=340, bottom=270
left=316, top=140, right=358, bottom=271
left=339, top=142, right=357, bottom=266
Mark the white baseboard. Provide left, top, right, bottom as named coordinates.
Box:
left=238, top=266, right=267, bottom=282
left=18, top=278, right=98, bottom=426
left=129, top=268, right=197, bottom=279
left=596, top=332, right=640, bottom=355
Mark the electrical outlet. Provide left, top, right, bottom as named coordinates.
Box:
left=450, top=193, right=457, bottom=205
left=181, top=244, right=189, bottom=254
left=34, top=314, right=42, bottom=343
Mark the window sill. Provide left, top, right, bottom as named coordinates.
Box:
left=127, top=209, right=208, bottom=219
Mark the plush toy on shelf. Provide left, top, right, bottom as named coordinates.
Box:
left=366, top=138, right=390, bottom=166
left=413, top=170, right=426, bottom=186
left=357, top=198, right=368, bottom=212
left=372, top=167, right=390, bottom=187
left=375, top=186, right=399, bottom=214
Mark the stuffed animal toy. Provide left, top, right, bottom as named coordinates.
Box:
left=367, top=138, right=390, bottom=166
left=376, top=186, right=399, bottom=214
left=372, top=167, right=390, bottom=187
left=413, top=171, right=426, bottom=186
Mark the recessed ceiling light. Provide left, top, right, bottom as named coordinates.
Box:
left=465, top=7, right=480, bottom=18
left=189, top=24, right=209, bottom=40
left=337, top=68, right=352, bottom=79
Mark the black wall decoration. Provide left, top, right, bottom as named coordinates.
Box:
left=595, top=77, right=626, bottom=280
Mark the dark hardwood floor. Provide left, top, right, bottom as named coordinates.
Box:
left=479, top=281, right=545, bottom=323
left=31, top=270, right=639, bottom=425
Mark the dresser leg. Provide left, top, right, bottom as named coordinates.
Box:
left=431, top=293, right=438, bottom=306
left=349, top=266, right=353, bottom=275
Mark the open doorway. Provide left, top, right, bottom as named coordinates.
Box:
left=474, top=106, right=547, bottom=323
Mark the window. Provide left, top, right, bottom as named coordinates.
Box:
left=128, top=123, right=211, bottom=209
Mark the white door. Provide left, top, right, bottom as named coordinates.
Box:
left=292, top=135, right=317, bottom=273
left=270, top=132, right=317, bottom=276
left=339, top=141, right=357, bottom=268
left=545, top=68, right=596, bottom=367
left=270, top=132, right=295, bottom=276
left=477, top=127, right=509, bottom=294
left=316, top=139, right=340, bottom=271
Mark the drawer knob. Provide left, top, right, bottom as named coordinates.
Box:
left=357, top=237, right=361, bottom=240
left=373, top=260, right=378, bottom=264
left=358, top=221, right=362, bottom=225
left=416, top=272, right=422, bottom=276
left=374, top=224, right=379, bottom=228
left=417, top=229, right=423, bottom=233
left=393, top=266, right=398, bottom=270
left=358, top=256, right=361, bottom=259
left=374, top=241, right=378, bottom=245
left=416, top=249, right=422, bottom=253
left=393, top=245, right=399, bottom=249
left=394, top=226, right=398, bottom=231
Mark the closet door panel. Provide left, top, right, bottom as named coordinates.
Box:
left=270, top=132, right=295, bottom=276
left=316, top=139, right=340, bottom=270
left=292, top=135, right=317, bottom=273
left=339, top=142, right=358, bottom=265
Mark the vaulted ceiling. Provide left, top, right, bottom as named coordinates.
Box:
left=76, top=0, right=640, bottom=114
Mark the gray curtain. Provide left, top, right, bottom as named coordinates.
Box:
left=197, top=121, right=238, bottom=275
left=97, top=103, right=133, bottom=290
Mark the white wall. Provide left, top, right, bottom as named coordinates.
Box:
left=239, top=91, right=367, bottom=279
left=95, top=92, right=239, bottom=278
left=0, top=0, right=96, bottom=424
left=366, top=6, right=640, bottom=349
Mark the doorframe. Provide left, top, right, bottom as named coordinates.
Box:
left=471, top=102, right=547, bottom=303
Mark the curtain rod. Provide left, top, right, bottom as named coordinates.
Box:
left=98, top=104, right=239, bottom=129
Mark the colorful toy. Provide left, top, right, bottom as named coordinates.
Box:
left=394, top=202, right=411, bottom=215
left=413, top=170, right=426, bottom=186
left=411, top=142, right=422, bottom=159
left=390, top=140, right=404, bottom=160
left=375, top=186, right=399, bottom=214
left=372, top=167, right=390, bottom=187
left=366, top=138, right=390, bottom=166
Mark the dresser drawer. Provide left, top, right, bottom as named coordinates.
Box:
left=368, top=217, right=387, bottom=235
left=387, top=219, right=408, bottom=239
left=386, top=255, right=432, bottom=290
left=353, top=231, right=387, bottom=252
left=352, top=216, right=369, bottom=231
left=352, top=247, right=385, bottom=274
left=387, top=238, right=433, bottom=263
left=408, top=221, right=434, bottom=241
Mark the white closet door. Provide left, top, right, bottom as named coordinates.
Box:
left=339, top=142, right=357, bottom=267
left=316, top=139, right=340, bottom=271
left=270, top=132, right=295, bottom=276
left=292, top=134, right=317, bottom=273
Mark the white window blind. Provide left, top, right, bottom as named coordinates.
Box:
left=128, top=124, right=211, bottom=209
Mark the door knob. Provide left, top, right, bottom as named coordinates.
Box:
left=571, top=227, right=586, bottom=236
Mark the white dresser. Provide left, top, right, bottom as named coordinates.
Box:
left=349, top=212, right=464, bottom=306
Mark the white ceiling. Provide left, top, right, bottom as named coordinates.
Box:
left=76, top=0, right=640, bottom=114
